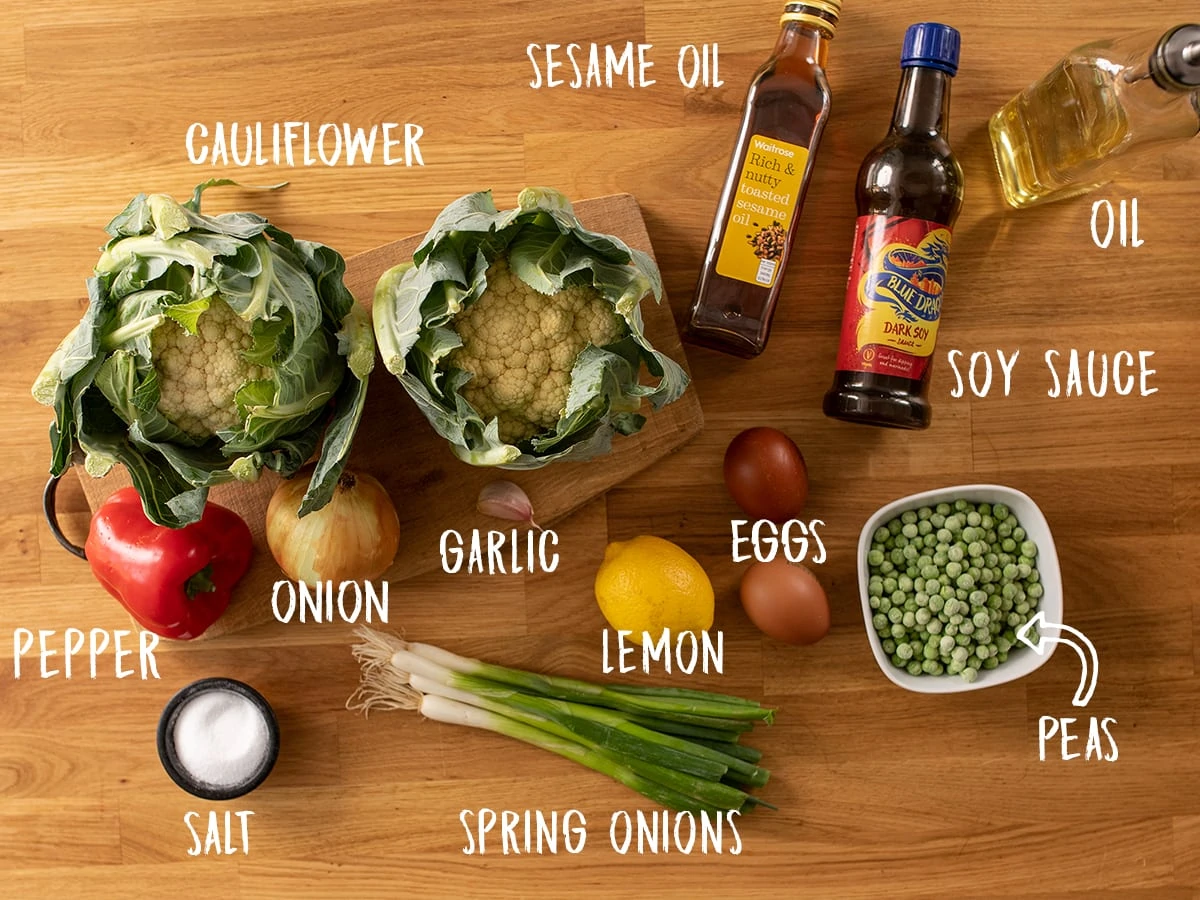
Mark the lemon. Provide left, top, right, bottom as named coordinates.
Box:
left=594, top=536, right=714, bottom=645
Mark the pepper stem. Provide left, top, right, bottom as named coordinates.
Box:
left=185, top=564, right=217, bottom=598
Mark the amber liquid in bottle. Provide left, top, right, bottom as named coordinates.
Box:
left=823, top=58, right=963, bottom=428
left=685, top=6, right=836, bottom=358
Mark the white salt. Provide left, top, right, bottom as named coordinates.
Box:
left=173, top=689, right=270, bottom=789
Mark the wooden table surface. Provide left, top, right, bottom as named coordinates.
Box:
left=2, top=1, right=1198, bottom=897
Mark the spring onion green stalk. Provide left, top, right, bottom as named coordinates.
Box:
left=405, top=640, right=774, bottom=723
left=348, top=628, right=776, bottom=813
left=419, top=694, right=719, bottom=814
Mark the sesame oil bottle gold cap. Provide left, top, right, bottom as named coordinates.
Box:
left=781, top=1, right=842, bottom=36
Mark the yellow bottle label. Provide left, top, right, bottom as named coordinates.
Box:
left=716, top=134, right=809, bottom=289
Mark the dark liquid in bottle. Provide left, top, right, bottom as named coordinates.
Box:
left=824, top=63, right=963, bottom=429
left=686, top=16, right=834, bottom=358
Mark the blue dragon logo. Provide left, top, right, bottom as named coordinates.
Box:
left=860, top=230, right=951, bottom=325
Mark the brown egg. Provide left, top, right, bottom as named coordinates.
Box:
left=739, top=560, right=830, bottom=645
left=723, top=427, right=809, bottom=522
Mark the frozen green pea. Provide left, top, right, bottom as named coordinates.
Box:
left=982, top=656, right=999, bottom=670
left=947, top=516, right=964, bottom=534
left=967, top=541, right=985, bottom=557
left=883, top=577, right=898, bottom=593
left=915, top=608, right=932, bottom=626
left=949, top=613, right=964, bottom=626
left=945, top=623, right=958, bottom=636
left=921, top=564, right=939, bottom=580
left=917, top=506, right=933, bottom=520
left=1028, top=583, right=1044, bottom=599
left=936, top=528, right=953, bottom=544
left=940, top=585, right=956, bottom=601
left=956, top=573, right=975, bottom=590
left=902, top=544, right=920, bottom=561
left=985, top=552, right=999, bottom=567
left=868, top=549, right=885, bottom=567
left=933, top=552, right=949, bottom=567
left=922, top=659, right=944, bottom=675
left=1017, top=563, right=1031, bottom=579
left=946, top=545, right=963, bottom=563
left=901, top=510, right=918, bottom=525
left=873, top=613, right=888, bottom=630
left=966, top=654, right=981, bottom=669
left=997, top=636, right=1012, bottom=654
left=880, top=561, right=895, bottom=574
left=879, top=598, right=892, bottom=613
left=914, top=577, right=926, bottom=593
left=953, top=499, right=969, bottom=512
left=955, top=632, right=971, bottom=646
left=902, top=523, right=919, bottom=539
left=1027, top=569, right=1041, bottom=585
left=1007, top=613, right=1021, bottom=627
left=891, top=653, right=905, bottom=668
left=888, top=519, right=903, bottom=535
left=973, top=610, right=990, bottom=628
left=979, top=568, right=995, bottom=584
left=939, top=635, right=957, bottom=656
left=934, top=502, right=950, bottom=516
left=997, top=650, right=1008, bottom=663
left=1002, top=584, right=1018, bottom=601
left=993, top=503, right=1009, bottom=520
left=917, top=519, right=933, bottom=535
left=891, top=548, right=906, bottom=564
left=945, top=561, right=963, bottom=578
left=895, top=535, right=909, bottom=550
left=882, top=639, right=897, bottom=654
left=1001, top=536, right=1016, bottom=550
left=891, top=623, right=906, bottom=640
left=923, top=642, right=939, bottom=661
left=931, top=514, right=946, bottom=529
left=1012, top=526, right=1026, bottom=541
left=956, top=589, right=969, bottom=601
left=966, top=511, right=982, bottom=527
left=1016, top=602, right=1030, bottom=615
left=896, top=642, right=914, bottom=661
left=975, top=644, right=990, bottom=660
left=951, top=646, right=969, bottom=663
left=927, top=619, right=943, bottom=635
left=960, top=666, right=978, bottom=683
left=902, top=611, right=916, bottom=628
left=988, top=595, right=1002, bottom=611
left=929, top=595, right=945, bottom=614
left=868, top=581, right=884, bottom=598
left=898, top=575, right=914, bottom=592
left=906, top=661, right=924, bottom=677
left=888, top=607, right=903, bottom=624
left=869, top=595, right=881, bottom=610
left=874, top=527, right=891, bottom=543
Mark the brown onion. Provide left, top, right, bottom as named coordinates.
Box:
left=266, top=465, right=400, bottom=585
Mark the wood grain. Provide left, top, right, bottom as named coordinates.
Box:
left=2, top=0, right=1199, bottom=897
left=71, top=191, right=702, bottom=638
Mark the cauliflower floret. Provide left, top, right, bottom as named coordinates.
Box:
left=448, top=258, right=626, bottom=444
left=151, top=298, right=272, bottom=441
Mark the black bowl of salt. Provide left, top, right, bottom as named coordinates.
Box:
left=157, top=677, right=280, bottom=801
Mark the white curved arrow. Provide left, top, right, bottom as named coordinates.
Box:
left=1017, top=611, right=1098, bottom=708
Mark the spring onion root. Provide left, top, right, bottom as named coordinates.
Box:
left=347, top=627, right=777, bottom=813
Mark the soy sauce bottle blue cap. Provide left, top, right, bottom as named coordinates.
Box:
left=901, top=22, right=961, bottom=76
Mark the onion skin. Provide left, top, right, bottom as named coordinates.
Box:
left=267, top=465, right=400, bottom=585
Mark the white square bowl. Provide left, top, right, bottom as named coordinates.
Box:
left=858, top=484, right=1062, bottom=694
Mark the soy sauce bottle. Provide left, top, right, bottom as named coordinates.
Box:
left=685, top=1, right=841, bottom=358
left=823, top=23, right=963, bottom=429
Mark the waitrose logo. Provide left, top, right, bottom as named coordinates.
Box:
left=752, top=138, right=795, bottom=158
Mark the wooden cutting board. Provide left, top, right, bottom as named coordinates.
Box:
left=71, top=192, right=704, bottom=639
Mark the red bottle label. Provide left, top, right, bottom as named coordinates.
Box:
left=834, top=215, right=953, bottom=380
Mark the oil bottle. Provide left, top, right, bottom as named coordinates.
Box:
left=684, top=1, right=841, bottom=358
left=823, top=23, right=963, bottom=430
left=991, top=24, right=1200, bottom=208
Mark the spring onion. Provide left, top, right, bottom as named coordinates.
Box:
left=347, top=628, right=776, bottom=813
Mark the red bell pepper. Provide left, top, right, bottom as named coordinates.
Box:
left=85, top=488, right=253, bottom=640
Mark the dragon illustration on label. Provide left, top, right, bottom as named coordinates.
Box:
left=833, top=216, right=954, bottom=381
left=855, top=228, right=950, bottom=357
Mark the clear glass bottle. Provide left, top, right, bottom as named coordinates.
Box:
left=990, top=24, right=1200, bottom=208
left=684, top=1, right=840, bottom=358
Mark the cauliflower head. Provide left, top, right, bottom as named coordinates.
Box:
left=151, top=298, right=272, bottom=441
left=448, top=258, right=626, bottom=444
